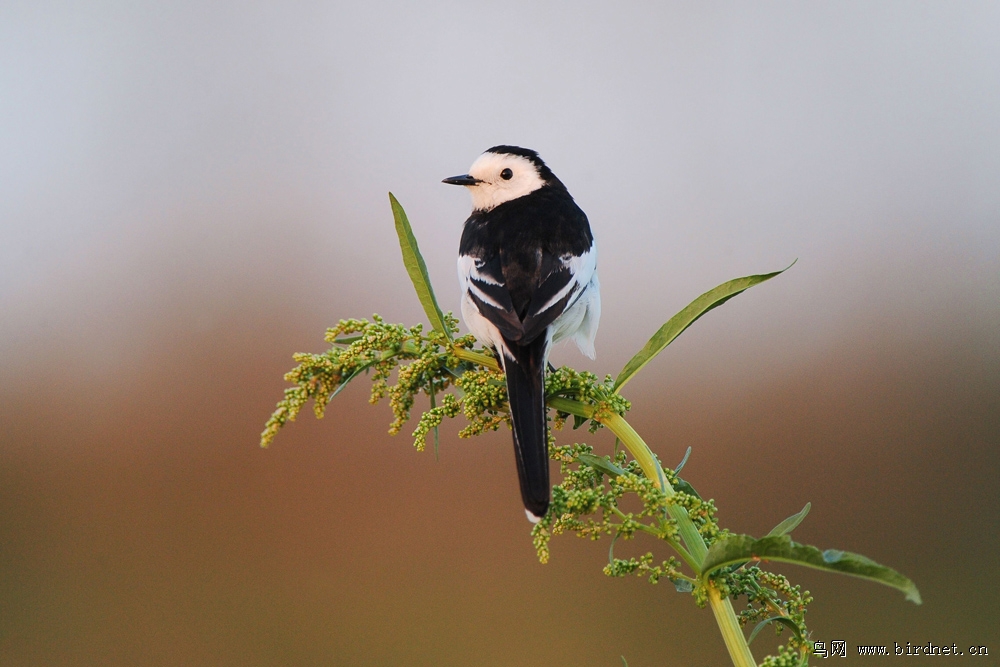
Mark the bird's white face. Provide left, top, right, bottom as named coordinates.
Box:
left=464, top=152, right=546, bottom=211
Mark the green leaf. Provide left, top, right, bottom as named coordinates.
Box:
left=766, top=502, right=811, bottom=537
left=577, top=453, right=627, bottom=478
left=389, top=193, right=452, bottom=340
left=747, top=616, right=803, bottom=645
left=328, top=360, right=378, bottom=401
left=672, top=578, right=694, bottom=593
left=701, top=534, right=921, bottom=604
left=429, top=383, right=440, bottom=460
left=613, top=262, right=795, bottom=393
left=674, top=477, right=701, bottom=500
left=675, top=446, right=692, bottom=474
left=332, top=335, right=365, bottom=345
left=669, top=447, right=702, bottom=498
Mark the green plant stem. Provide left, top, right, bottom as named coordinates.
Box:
left=453, top=348, right=499, bottom=369
left=709, top=583, right=758, bottom=667
left=603, top=412, right=709, bottom=564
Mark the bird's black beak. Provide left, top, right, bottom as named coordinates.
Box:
left=442, top=174, right=482, bottom=186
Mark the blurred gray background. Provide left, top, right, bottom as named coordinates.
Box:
left=2, top=2, right=998, bottom=665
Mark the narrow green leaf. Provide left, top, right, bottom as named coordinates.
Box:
left=674, top=477, right=701, bottom=500
left=332, top=336, right=365, bottom=345
left=613, top=262, right=795, bottom=393
left=675, top=446, right=692, bottom=474
left=577, top=453, right=627, bottom=478
left=429, top=382, right=440, bottom=460
left=766, top=502, right=811, bottom=537
left=671, top=447, right=701, bottom=498
left=702, top=534, right=921, bottom=604
left=747, top=616, right=802, bottom=645
left=389, top=193, right=452, bottom=340
left=328, top=360, right=378, bottom=401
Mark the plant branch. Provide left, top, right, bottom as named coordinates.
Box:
left=453, top=347, right=500, bottom=370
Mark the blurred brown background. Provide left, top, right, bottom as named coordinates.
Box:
left=2, top=3, right=998, bottom=665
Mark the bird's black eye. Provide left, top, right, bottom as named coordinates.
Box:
left=500, top=168, right=513, bottom=180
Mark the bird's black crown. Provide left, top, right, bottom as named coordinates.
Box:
left=485, top=145, right=557, bottom=183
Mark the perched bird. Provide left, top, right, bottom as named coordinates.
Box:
left=443, top=146, right=600, bottom=522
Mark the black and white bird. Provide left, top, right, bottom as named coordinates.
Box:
left=443, top=146, right=600, bottom=523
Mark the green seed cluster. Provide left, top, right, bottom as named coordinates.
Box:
left=532, top=440, right=712, bottom=599
left=604, top=552, right=685, bottom=586
left=723, top=565, right=813, bottom=663
left=546, top=367, right=631, bottom=432
left=672, top=490, right=727, bottom=545
left=451, top=366, right=510, bottom=439
left=532, top=441, right=621, bottom=564
left=261, top=315, right=464, bottom=448
left=410, top=393, right=462, bottom=451
left=758, top=645, right=807, bottom=667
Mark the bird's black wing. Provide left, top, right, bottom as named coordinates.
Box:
left=464, top=253, right=524, bottom=341
left=518, top=251, right=580, bottom=343
left=466, top=249, right=579, bottom=345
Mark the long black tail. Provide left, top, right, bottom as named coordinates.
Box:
left=501, top=334, right=550, bottom=521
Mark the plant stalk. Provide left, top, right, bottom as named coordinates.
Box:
left=601, top=412, right=708, bottom=564
left=709, top=583, right=758, bottom=667
left=453, top=347, right=499, bottom=369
